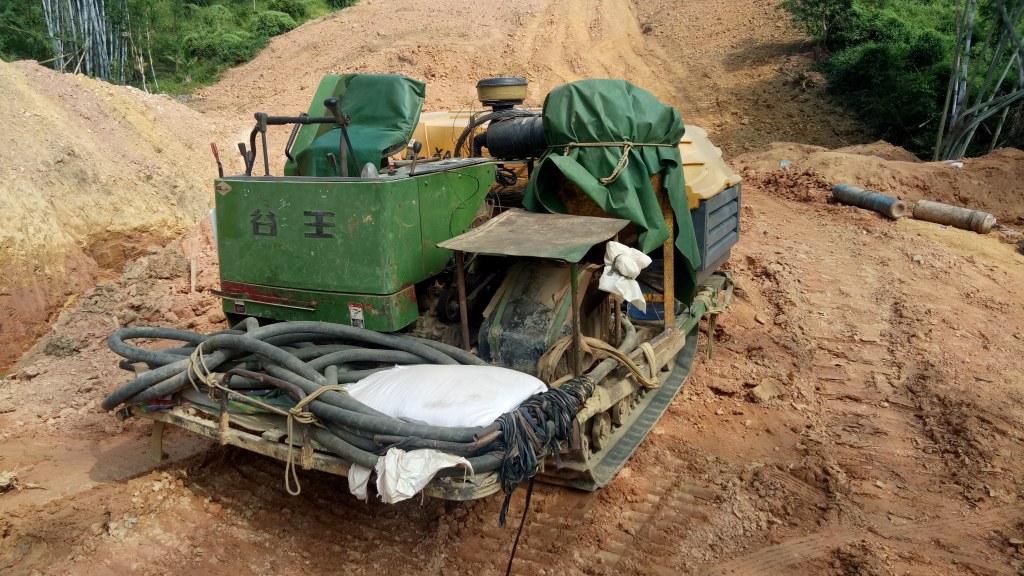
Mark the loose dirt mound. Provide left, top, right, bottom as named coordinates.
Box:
left=192, top=0, right=871, bottom=174
left=733, top=143, right=1024, bottom=224
left=0, top=60, right=226, bottom=370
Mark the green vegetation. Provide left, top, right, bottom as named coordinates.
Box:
left=782, top=0, right=1022, bottom=158
left=0, top=0, right=355, bottom=93
left=0, top=1, right=52, bottom=63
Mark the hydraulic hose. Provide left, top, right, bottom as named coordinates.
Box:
left=102, top=320, right=594, bottom=484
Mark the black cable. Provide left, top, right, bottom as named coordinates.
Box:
left=495, top=376, right=595, bottom=525
left=495, top=167, right=517, bottom=186
left=505, top=476, right=535, bottom=576
left=448, top=172, right=482, bottom=239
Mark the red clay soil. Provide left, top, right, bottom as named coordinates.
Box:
left=734, top=143, right=1024, bottom=225
left=1, top=163, right=1023, bottom=575
left=3, top=1, right=1024, bottom=574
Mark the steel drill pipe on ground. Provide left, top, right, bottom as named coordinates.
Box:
left=912, top=200, right=996, bottom=234
left=831, top=184, right=907, bottom=219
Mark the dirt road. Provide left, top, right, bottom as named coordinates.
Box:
left=194, top=0, right=868, bottom=173
left=3, top=0, right=1024, bottom=574
left=3, top=163, right=1023, bottom=575
left=1, top=0, right=868, bottom=363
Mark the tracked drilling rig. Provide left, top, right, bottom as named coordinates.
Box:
left=103, top=74, right=741, bottom=500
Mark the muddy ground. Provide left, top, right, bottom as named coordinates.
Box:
left=1, top=166, right=1023, bottom=575
left=3, top=0, right=1024, bottom=574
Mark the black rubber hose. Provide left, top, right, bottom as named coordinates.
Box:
left=312, top=425, right=503, bottom=475
left=286, top=344, right=359, bottom=361
left=305, top=349, right=429, bottom=372
left=324, top=422, right=383, bottom=453
left=245, top=322, right=458, bottom=365
left=117, top=350, right=235, bottom=408
left=334, top=368, right=388, bottom=383
left=105, top=322, right=497, bottom=441
left=103, top=352, right=223, bottom=410
left=160, top=347, right=197, bottom=356
left=112, top=328, right=282, bottom=408
left=398, top=336, right=489, bottom=366
left=263, top=333, right=349, bottom=346
left=437, top=454, right=501, bottom=476
left=257, top=361, right=388, bottom=418
left=107, top=327, right=215, bottom=367
left=309, top=427, right=379, bottom=468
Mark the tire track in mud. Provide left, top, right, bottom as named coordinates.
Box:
left=699, top=529, right=855, bottom=576
left=507, top=0, right=693, bottom=103
left=449, top=462, right=722, bottom=575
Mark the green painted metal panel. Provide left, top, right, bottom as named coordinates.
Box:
left=418, top=165, right=494, bottom=277
left=213, top=163, right=493, bottom=330
left=215, top=177, right=422, bottom=295
left=219, top=282, right=418, bottom=331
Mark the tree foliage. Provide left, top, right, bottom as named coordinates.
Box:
left=783, top=0, right=1020, bottom=158
left=0, top=0, right=52, bottom=62
left=0, top=0, right=350, bottom=93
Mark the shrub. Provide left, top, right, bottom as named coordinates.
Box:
left=326, top=0, right=357, bottom=8
left=196, top=4, right=234, bottom=28
left=908, top=29, right=948, bottom=69
left=183, top=29, right=263, bottom=64
left=267, top=0, right=306, bottom=19
left=249, top=10, right=298, bottom=38
left=785, top=0, right=965, bottom=158
left=821, top=40, right=948, bottom=156
left=779, top=0, right=855, bottom=48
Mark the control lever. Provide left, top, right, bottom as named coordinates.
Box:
left=211, top=143, right=224, bottom=178
left=409, top=141, right=423, bottom=175
left=326, top=153, right=339, bottom=176
left=323, top=97, right=358, bottom=177
left=237, top=142, right=254, bottom=176
left=253, top=112, right=270, bottom=176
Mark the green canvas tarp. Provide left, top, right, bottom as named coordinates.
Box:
left=522, top=79, right=702, bottom=302
left=295, top=74, right=426, bottom=176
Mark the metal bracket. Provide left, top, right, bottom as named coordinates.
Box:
left=151, top=420, right=165, bottom=463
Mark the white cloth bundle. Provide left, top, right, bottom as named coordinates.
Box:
left=598, top=241, right=652, bottom=312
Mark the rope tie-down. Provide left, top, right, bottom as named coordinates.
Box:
left=103, top=322, right=599, bottom=499
left=283, top=385, right=349, bottom=495
left=552, top=141, right=677, bottom=185
left=184, top=343, right=350, bottom=495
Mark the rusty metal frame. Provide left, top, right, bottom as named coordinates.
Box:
left=133, top=405, right=351, bottom=477
left=455, top=251, right=472, bottom=352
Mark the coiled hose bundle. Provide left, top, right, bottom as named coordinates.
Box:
left=102, top=320, right=603, bottom=494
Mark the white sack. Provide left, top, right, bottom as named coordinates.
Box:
left=345, top=365, right=546, bottom=428
left=375, top=448, right=473, bottom=504
left=348, top=463, right=372, bottom=501
left=598, top=241, right=652, bottom=312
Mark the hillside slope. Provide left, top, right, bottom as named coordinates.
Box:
left=0, top=60, right=225, bottom=368
left=193, top=0, right=869, bottom=172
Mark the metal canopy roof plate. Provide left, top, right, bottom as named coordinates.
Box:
left=438, top=208, right=629, bottom=262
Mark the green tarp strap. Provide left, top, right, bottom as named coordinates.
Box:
left=523, top=79, right=702, bottom=302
